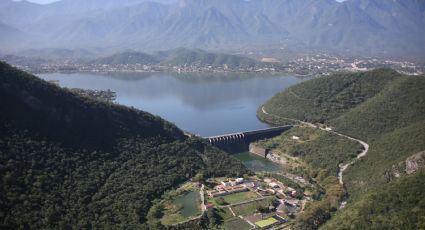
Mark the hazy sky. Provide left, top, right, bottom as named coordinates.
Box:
left=23, top=0, right=347, bottom=4
left=18, top=0, right=60, bottom=4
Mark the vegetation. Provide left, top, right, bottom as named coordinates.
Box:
left=208, top=191, right=258, bottom=206
left=0, top=62, right=248, bottom=229
left=232, top=197, right=276, bottom=216
left=222, top=217, right=252, bottom=230
left=158, top=48, right=260, bottom=69
left=258, top=69, right=425, bottom=229
left=322, top=170, right=425, bottom=230
left=260, top=69, right=399, bottom=124
left=256, top=127, right=363, bottom=177
left=255, top=217, right=278, bottom=228
left=92, top=48, right=268, bottom=70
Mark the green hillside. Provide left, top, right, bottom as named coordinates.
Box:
left=158, top=48, right=260, bottom=69
left=258, top=69, right=425, bottom=229
left=0, top=62, right=248, bottom=229
left=91, top=51, right=159, bottom=65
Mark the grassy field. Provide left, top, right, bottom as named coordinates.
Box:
left=223, top=217, right=252, bottom=230
left=255, top=217, right=278, bottom=228
left=232, top=197, right=276, bottom=216
left=208, top=191, right=259, bottom=205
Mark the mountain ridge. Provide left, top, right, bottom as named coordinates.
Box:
left=1, top=0, right=424, bottom=57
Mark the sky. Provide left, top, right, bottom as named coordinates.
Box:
left=17, top=0, right=60, bottom=4
left=23, top=0, right=347, bottom=4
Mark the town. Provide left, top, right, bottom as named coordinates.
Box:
left=2, top=53, right=424, bottom=77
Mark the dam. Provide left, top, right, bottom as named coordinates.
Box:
left=206, top=125, right=293, bottom=153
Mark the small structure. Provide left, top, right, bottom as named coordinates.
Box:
left=264, top=178, right=273, bottom=183
left=221, top=181, right=230, bottom=187
left=229, top=180, right=238, bottom=186
left=269, top=182, right=280, bottom=188
left=292, top=136, right=300, bottom=140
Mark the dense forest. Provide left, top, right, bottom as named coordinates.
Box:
left=259, top=69, right=425, bottom=229
left=0, top=62, right=248, bottom=228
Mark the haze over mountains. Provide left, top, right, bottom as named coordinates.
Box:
left=1, top=0, right=424, bottom=57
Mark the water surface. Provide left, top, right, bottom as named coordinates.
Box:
left=233, top=152, right=283, bottom=172
left=38, top=72, right=304, bottom=136
left=173, top=191, right=201, bottom=218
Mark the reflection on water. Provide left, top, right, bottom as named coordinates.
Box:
left=233, top=152, right=283, bottom=172
left=173, top=191, right=201, bottom=218
left=38, top=72, right=304, bottom=136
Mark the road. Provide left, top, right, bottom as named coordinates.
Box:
left=260, top=106, right=369, bottom=185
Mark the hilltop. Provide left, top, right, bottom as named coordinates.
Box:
left=0, top=62, right=248, bottom=228
left=91, top=48, right=263, bottom=70
left=258, top=69, right=425, bottom=229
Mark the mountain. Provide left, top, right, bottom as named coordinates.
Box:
left=0, top=21, right=25, bottom=45
left=0, top=62, right=248, bottom=228
left=91, top=51, right=159, bottom=65
left=157, top=48, right=260, bottom=68
left=1, top=0, right=424, bottom=57
left=91, top=48, right=263, bottom=69
left=259, top=69, right=425, bottom=229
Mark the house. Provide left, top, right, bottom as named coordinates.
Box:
left=292, top=136, right=300, bottom=140
left=244, top=182, right=256, bottom=188
left=229, top=180, right=238, bottom=186
left=221, top=181, right=230, bottom=187
left=269, top=182, right=280, bottom=188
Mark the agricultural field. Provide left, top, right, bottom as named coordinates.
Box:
left=232, top=197, right=276, bottom=216
left=224, top=217, right=252, bottom=230
left=208, top=191, right=259, bottom=205
left=255, top=217, right=278, bottom=228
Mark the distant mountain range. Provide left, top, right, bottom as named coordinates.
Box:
left=0, top=0, right=424, bottom=57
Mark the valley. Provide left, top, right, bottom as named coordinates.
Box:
left=1, top=0, right=424, bottom=228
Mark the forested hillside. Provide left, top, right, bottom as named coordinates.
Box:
left=91, top=48, right=263, bottom=69
left=0, top=62, right=248, bottom=229
left=259, top=69, right=425, bottom=229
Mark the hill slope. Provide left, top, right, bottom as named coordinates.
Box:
left=158, top=48, right=260, bottom=68
left=259, top=69, right=425, bottom=229
left=92, top=48, right=263, bottom=69
left=0, top=62, right=247, bottom=228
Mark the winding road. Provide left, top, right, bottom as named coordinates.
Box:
left=261, top=106, right=369, bottom=185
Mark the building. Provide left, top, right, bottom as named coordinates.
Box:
left=269, top=182, right=280, bottom=188
left=292, top=136, right=300, bottom=140
left=236, top=178, right=244, bottom=183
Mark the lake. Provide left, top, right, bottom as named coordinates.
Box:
left=173, top=191, right=201, bottom=218
left=232, top=152, right=283, bottom=172
left=38, top=72, right=304, bottom=137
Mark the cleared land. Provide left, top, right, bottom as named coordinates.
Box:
left=224, top=217, right=252, bottom=230
left=208, top=191, right=259, bottom=205
left=232, top=197, right=276, bottom=216
left=255, top=217, right=278, bottom=228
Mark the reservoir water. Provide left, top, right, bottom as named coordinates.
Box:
left=232, top=152, right=283, bottom=172
left=38, top=72, right=304, bottom=137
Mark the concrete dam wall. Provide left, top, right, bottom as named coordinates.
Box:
left=207, top=126, right=293, bottom=153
